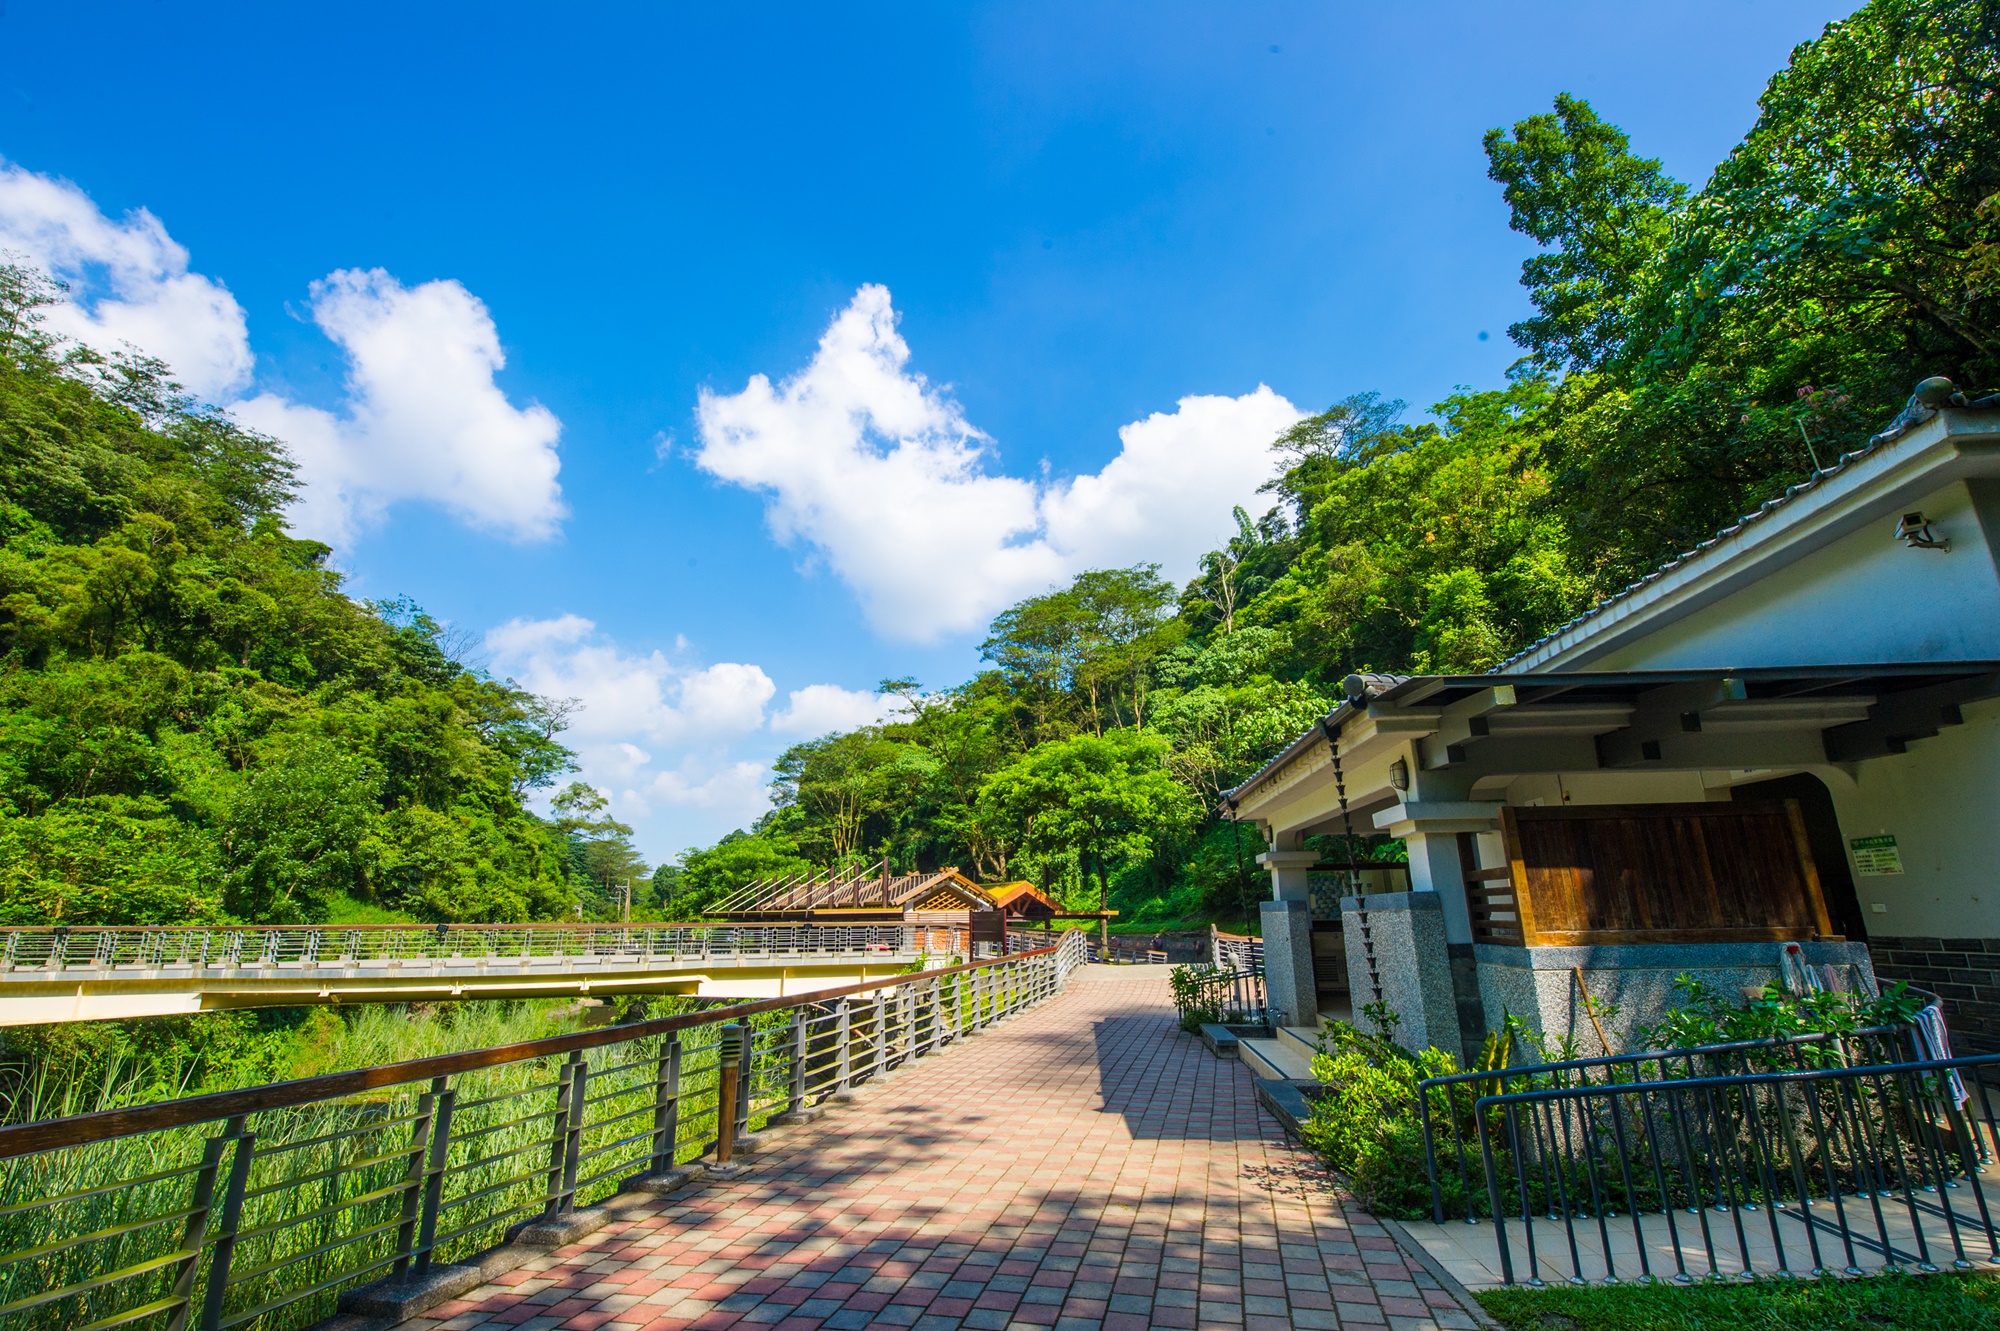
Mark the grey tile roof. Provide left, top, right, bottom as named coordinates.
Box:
left=1497, top=388, right=1999, bottom=670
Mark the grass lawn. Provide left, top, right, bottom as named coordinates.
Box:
left=1477, top=1271, right=2000, bottom=1331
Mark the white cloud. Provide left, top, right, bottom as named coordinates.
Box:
left=695, top=284, right=1302, bottom=642
left=1040, top=386, right=1303, bottom=573
left=485, top=615, right=775, bottom=749
left=0, top=160, right=253, bottom=399
left=770, top=683, right=903, bottom=737
left=235, top=270, right=564, bottom=545
left=485, top=615, right=890, bottom=856
left=0, top=160, right=564, bottom=548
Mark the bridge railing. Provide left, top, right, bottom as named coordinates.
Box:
left=0, top=928, right=1089, bottom=1331
left=0, top=922, right=971, bottom=975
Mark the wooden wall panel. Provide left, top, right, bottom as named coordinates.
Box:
left=1499, top=802, right=1833, bottom=947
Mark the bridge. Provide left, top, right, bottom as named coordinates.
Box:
left=0, top=922, right=983, bottom=1025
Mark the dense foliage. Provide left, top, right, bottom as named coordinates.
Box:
left=672, top=0, right=2000, bottom=928
left=0, top=265, right=594, bottom=928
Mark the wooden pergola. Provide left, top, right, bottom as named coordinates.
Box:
left=716, top=859, right=1000, bottom=923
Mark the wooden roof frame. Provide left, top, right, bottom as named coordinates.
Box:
left=714, top=862, right=998, bottom=919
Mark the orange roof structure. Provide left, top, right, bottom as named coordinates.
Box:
left=985, top=881, right=1058, bottom=918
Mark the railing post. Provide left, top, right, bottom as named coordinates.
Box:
left=874, top=990, right=888, bottom=1077
left=543, top=1053, right=581, bottom=1219
left=413, top=1077, right=456, bottom=1277
left=392, top=1084, right=439, bottom=1278
left=651, top=1035, right=682, bottom=1175
left=788, top=1007, right=807, bottom=1115
left=198, top=1119, right=254, bottom=1331
left=561, top=1051, right=588, bottom=1213
left=836, top=999, right=852, bottom=1094
left=735, top=1026, right=754, bottom=1142
left=162, top=1132, right=231, bottom=1331
left=901, top=984, right=915, bottom=1063
left=716, top=1026, right=744, bottom=1166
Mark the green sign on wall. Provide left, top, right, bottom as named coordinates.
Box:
left=1850, top=834, right=1903, bottom=877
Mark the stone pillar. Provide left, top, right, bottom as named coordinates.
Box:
left=1256, top=847, right=1319, bottom=1028
left=1341, top=892, right=1461, bottom=1055
left=1371, top=801, right=1507, bottom=1062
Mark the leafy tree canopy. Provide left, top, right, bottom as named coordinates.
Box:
left=0, top=261, right=585, bottom=926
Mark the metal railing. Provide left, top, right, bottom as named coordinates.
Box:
left=1171, top=966, right=1269, bottom=1030
left=0, top=931, right=1089, bottom=1330
left=1417, top=1025, right=1921, bottom=1226
left=1470, top=1051, right=2000, bottom=1285
left=1002, top=931, right=1168, bottom=965
left=0, top=923, right=963, bottom=976
left=1210, top=928, right=1263, bottom=974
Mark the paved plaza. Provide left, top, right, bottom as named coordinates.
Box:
left=397, top=967, right=1483, bottom=1331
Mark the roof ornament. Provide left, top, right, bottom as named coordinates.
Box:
left=1868, top=375, right=2000, bottom=447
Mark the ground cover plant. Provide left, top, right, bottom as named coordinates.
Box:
left=1477, top=1271, right=2000, bottom=1331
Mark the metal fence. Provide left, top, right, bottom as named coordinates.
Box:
left=1210, top=929, right=1263, bottom=974
left=0, top=923, right=956, bottom=976
left=1171, top=966, right=1270, bottom=1029
left=0, top=931, right=1088, bottom=1330
left=1411, top=1026, right=2000, bottom=1284
left=1416, top=1025, right=1920, bottom=1226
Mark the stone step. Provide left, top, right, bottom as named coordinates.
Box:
left=1272, top=1024, right=1325, bottom=1063
left=1238, top=1030, right=1316, bottom=1081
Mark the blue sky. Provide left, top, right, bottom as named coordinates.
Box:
left=0, top=0, right=1854, bottom=861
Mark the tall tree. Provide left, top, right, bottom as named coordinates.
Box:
left=976, top=729, right=1195, bottom=914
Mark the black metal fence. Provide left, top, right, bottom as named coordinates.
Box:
left=1417, top=1026, right=1918, bottom=1226
left=0, top=934, right=1087, bottom=1330
left=1413, top=1029, right=2000, bottom=1284
left=1170, top=966, right=1269, bottom=1030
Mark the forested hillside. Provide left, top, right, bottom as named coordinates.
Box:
left=670, top=0, right=2000, bottom=928
left=0, top=265, right=588, bottom=928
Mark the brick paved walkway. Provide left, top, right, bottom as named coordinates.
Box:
left=400, top=967, right=1481, bottom=1331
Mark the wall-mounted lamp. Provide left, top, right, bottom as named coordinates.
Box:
left=1389, top=757, right=1409, bottom=792
left=1894, top=511, right=1949, bottom=550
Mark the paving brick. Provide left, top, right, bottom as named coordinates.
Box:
left=385, top=970, right=1475, bottom=1331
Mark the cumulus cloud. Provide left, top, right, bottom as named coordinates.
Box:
left=0, top=160, right=253, bottom=399
left=0, top=159, right=564, bottom=547
left=485, top=614, right=775, bottom=749
left=695, top=284, right=1301, bottom=642
left=235, top=270, right=565, bottom=545
left=770, top=683, right=904, bottom=737
left=484, top=615, right=890, bottom=848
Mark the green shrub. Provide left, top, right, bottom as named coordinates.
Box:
left=1168, top=963, right=1223, bottom=1032
left=1299, top=1007, right=1469, bottom=1218
left=1641, top=973, right=1928, bottom=1058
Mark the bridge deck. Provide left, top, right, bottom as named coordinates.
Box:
left=0, top=924, right=964, bottom=1023
left=390, top=968, right=1478, bottom=1331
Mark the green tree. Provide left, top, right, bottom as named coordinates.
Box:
left=976, top=729, right=1196, bottom=914
left=0, top=258, right=583, bottom=928
left=221, top=738, right=381, bottom=923
left=552, top=782, right=647, bottom=914
left=676, top=830, right=813, bottom=915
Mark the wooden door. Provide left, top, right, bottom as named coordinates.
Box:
left=1499, top=801, right=1835, bottom=947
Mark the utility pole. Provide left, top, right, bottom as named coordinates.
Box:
left=622, top=881, right=632, bottom=924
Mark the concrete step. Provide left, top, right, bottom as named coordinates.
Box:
left=1272, top=1025, right=1325, bottom=1064
left=1238, top=1030, right=1317, bottom=1082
